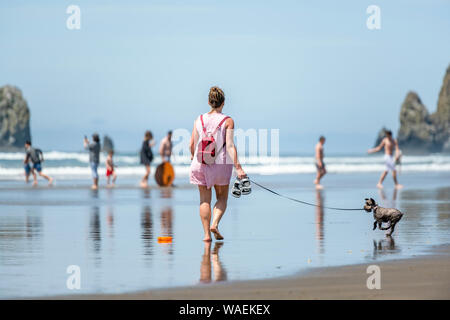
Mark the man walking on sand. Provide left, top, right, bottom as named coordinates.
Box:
left=314, top=136, right=326, bottom=189
left=24, top=141, right=53, bottom=186
left=159, top=130, right=173, bottom=163
left=368, top=130, right=403, bottom=189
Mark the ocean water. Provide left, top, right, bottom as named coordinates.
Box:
left=0, top=153, right=449, bottom=298
left=1, top=151, right=450, bottom=180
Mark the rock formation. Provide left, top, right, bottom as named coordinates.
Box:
left=397, top=91, right=436, bottom=152
left=433, top=65, right=450, bottom=152
left=375, top=64, right=450, bottom=153
left=374, top=127, right=389, bottom=147
left=102, top=135, right=114, bottom=153
left=0, top=85, right=31, bottom=150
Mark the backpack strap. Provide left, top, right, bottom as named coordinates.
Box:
left=200, top=115, right=207, bottom=135
left=212, top=116, right=230, bottom=135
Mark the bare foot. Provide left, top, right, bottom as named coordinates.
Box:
left=91, top=185, right=98, bottom=190
left=203, top=236, right=212, bottom=242
left=315, top=184, right=324, bottom=190
left=313, top=179, right=319, bottom=185
left=377, top=183, right=384, bottom=189
left=48, top=178, right=53, bottom=186
left=395, top=184, right=403, bottom=189
left=210, top=227, right=224, bottom=240
left=32, top=181, right=38, bottom=187
left=140, top=181, right=148, bottom=188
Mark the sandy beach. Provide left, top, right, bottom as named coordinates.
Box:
left=50, top=244, right=450, bottom=300
left=1, top=171, right=449, bottom=299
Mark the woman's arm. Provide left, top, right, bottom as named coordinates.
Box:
left=189, top=120, right=198, bottom=160
left=225, top=118, right=246, bottom=179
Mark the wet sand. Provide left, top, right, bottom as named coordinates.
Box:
left=1, top=172, right=449, bottom=298
left=56, top=245, right=450, bottom=300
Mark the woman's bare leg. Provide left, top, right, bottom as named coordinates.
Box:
left=141, top=165, right=151, bottom=187
left=198, top=185, right=212, bottom=242
left=210, top=185, right=229, bottom=240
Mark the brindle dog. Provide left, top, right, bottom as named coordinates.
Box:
left=364, top=198, right=403, bottom=236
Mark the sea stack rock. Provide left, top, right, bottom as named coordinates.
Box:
left=374, top=126, right=389, bottom=147
left=102, top=135, right=114, bottom=153
left=395, top=65, right=450, bottom=153
left=397, top=91, right=436, bottom=152
left=432, top=65, right=450, bottom=152
left=0, top=85, right=31, bottom=150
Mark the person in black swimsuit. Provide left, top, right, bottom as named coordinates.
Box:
left=140, top=130, right=155, bottom=187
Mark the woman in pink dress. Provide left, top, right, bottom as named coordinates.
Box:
left=189, top=87, right=247, bottom=242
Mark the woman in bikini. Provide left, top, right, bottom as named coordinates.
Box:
left=189, top=86, right=247, bottom=242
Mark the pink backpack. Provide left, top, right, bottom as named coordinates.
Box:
left=197, top=114, right=230, bottom=165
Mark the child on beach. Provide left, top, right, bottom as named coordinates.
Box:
left=106, top=150, right=117, bottom=187
left=189, top=86, right=247, bottom=242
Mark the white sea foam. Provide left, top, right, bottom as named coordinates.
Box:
left=1, top=151, right=450, bottom=180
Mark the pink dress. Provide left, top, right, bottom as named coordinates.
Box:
left=190, top=112, right=233, bottom=189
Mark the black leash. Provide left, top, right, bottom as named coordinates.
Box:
left=249, top=179, right=365, bottom=211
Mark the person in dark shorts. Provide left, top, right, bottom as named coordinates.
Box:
left=140, top=130, right=155, bottom=188
left=24, top=141, right=53, bottom=186
left=84, top=133, right=101, bottom=190
left=314, top=136, right=326, bottom=189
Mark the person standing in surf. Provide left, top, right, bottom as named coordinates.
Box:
left=368, top=130, right=403, bottom=189
left=84, top=133, right=101, bottom=190
left=189, top=86, right=247, bottom=242
left=314, top=136, right=326, bottom=189
left=159, top=130, right=173, bottom=163
left=140, top=130, right=155, bottom=188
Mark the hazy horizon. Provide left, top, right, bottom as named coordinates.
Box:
left=1, top=0, right=449, bottom=153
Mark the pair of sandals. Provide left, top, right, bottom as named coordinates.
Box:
left=231, top=177, right=252, bottom=198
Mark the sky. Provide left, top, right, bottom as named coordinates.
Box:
left=1, top=0, right=449, bottom=154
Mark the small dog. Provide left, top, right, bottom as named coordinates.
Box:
left=364, top=198, right=403, bottom=236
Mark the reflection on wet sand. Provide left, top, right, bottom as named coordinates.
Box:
left=142, top=188, right=151, bottom=199
left=160, top=206, right=174, bottom=255
left=160, top=187, right=173, bottom=199
left=89, top=206, right=101, bottom=264
left=378, top=188, right=398, bottom=208
left=200, top=242, right=227, bottom=283
left=372, top=236, right=399, bottom=259
left=141, top=205, right=154, bottom=258
left=26, top=211, right=42, bottom=240
left=106, top=206, right=114, bottom=238
left=315, top=190, right=324, bottom=254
